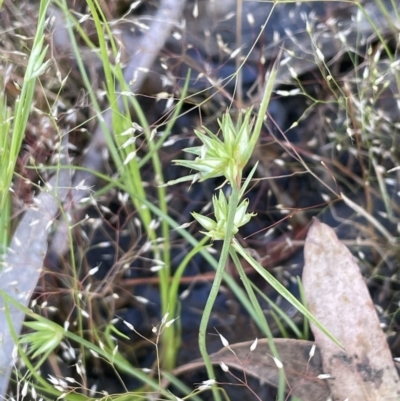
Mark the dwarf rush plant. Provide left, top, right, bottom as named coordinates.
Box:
left=166, top=63, right=341, bottom=401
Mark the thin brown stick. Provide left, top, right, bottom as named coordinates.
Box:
left=0, top=135, right=71, bottom=397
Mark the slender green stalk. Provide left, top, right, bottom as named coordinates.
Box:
left=297, top=277, right=310, bottom=340
left=230, top=249, right=286, bottom=400
left=0, top=182, right=10, bottom=260
left=120, top=78, right=190, bottom=369
left=1, top=0, right=51, bottom=215
left=252, top=283, right=303, bottom=338
left=232, top=240, right=342, bottom=348
left=198, top=184, right=240, bottom=401
left=59, top=0, right=177, bottom=370
left=168, top=237, right=210, bottom=359
left=0, top=80, right=12, bottom=236
left=249, top=56, right=279, bottom=152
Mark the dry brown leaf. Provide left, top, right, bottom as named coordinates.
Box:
left=303, top=218, right=400, bottom=400
left=171, top=339, right=329, bottom=401
left=209, top=339, right=329, bottom=400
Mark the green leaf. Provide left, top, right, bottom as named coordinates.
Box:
left=232, top=240, right=342, bottom=349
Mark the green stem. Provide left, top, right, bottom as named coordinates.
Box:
left=230, top=248, right=286, bottom=400
left=232, top=240, right=341, bottom=348
left=198, top=184, right=240, bottom=401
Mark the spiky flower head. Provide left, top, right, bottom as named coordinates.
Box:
left=173, top=109, right=254, bottom=187
left=192, top=190, right=256, bottom=241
